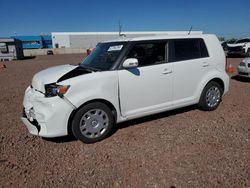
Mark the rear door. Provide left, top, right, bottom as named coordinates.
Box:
left=169, top=38, right=210, bottom=105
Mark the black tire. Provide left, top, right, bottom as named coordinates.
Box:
left=72, top=102, right=114, bottom=143
left=198, top=81, right=223, bottom=111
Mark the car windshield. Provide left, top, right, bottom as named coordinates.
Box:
left=80, top=42, right=127, bottom=71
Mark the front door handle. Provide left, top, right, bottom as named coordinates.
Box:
left=202, top=62, right=210, bottom=67
left=162, top=68, right=172, bottom=74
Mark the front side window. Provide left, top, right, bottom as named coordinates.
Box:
left=171, top=39, right=209, bottom=62
left=81, top=42, right=127, bottom=71
left=127, top=42, right=166, bottom=67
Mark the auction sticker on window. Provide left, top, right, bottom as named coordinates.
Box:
left=108, top=45, right=123, bottom=51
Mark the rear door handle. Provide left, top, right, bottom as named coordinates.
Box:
left=162, top=68, right=172, bottom=74
left=202, top=62, right=209, bottom=67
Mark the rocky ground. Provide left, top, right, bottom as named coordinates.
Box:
left=0, top=54, right=249, bottom=188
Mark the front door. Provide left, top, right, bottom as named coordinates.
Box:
left=118, top=41, right=173, bottom=118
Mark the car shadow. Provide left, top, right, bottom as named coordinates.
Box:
left=226, top=54, right=246, bottom=58
left=231, top=75, right=250, bottom=82
left=44, top=105, right=197, bottom=143
left=112, top=105, right=197, bottom=133
left=22, top=56, right=36, bottom=60
left=42, top=135, right=77, bottom=143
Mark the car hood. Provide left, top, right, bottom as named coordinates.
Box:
left=227, top=43, right=245, bottom=47
left=31, top=64, right=77, bottom=92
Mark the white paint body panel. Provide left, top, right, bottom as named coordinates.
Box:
left=22, top=86, right=75, bottom=137
left=32, top=64, right=77, bottom=92
left=22, top=34, right=229, bottom=138
left=118, top=63, right=173, bottom=118
left=237, top=57, right=250, bottom=78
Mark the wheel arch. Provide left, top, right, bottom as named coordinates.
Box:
left=67, top=99, right=118, bottom=136
left=195, top=73, right=227, bottom=104
left=207, top=77, right=225, bottom=93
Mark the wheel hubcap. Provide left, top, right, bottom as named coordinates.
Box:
left=206, top=86, right=221, bottom=108
left=79, top=109, right=109, bottom=138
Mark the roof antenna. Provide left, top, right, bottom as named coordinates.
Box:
left=118, top=20, right=126, bottom=37
left=188, top=26, right=193, bottom=35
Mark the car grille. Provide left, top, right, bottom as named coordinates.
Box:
left=228, top=46, right=243, bottom=52
left=239, top=72, right=249, bottom=76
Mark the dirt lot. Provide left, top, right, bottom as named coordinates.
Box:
left=0, top=54, right=249, bottom=188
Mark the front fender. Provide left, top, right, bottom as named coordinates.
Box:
left=60, top=71, right=121, bottom=120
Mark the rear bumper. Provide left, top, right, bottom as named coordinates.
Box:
left=21, top=86, right=75, bottom=137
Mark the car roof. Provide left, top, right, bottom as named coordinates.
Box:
left=103, top=34, right=214, bottom=43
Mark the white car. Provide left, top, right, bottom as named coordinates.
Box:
left=227, top=38, right=250, bottom=57
left=21, top=34, right=229, bottom=143
left=238, top=57, right=250, bottom=78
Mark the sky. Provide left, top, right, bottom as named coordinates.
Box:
left=0, top=0, right=250, bottom=39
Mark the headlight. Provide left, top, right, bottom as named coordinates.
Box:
left=45, top=83, right=70, bottom=97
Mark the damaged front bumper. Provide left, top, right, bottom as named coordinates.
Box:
left=21, top=86, right=75, bottom=137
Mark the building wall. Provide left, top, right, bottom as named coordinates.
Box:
left=12, top=35, right=52, bottom=49
left=23, top=48, right=86, bottom=56
left=68, top=34, right=154, bottom=49
left=42, top=35, right=53, bottom=48
left=52, top=31, right=203, bottom=49
left=12, top=36, right=43, bottom=49
left=52, top=34, right=70, bottom=48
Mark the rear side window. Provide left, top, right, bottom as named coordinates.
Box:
left=171, top=39, right=209, bottom=62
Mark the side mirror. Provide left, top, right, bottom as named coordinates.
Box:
left=123, top=58, right=138, bottom=68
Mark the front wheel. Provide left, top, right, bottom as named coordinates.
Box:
left=72, top=102, right=114, bottom=143
left=198, top=81, right=223, bottom=111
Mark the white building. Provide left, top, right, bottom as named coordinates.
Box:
left=51, top=31, right=203, bottom=49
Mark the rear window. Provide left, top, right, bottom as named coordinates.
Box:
left=171, top=39, right=209, bottom=62
left=236, top=39, right=250, bottom=43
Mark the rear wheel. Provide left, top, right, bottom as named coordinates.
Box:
left=72, top=102, right=114, bottom=143
left=198, top=81, right=223, bottom=111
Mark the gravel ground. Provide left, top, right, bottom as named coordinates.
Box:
left=0, top=54, right=249, bottom=188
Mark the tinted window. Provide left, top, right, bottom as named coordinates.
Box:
left=127, top=42, right=166, bottom=67
left=236, top=39, right=250, bottom=43
left=172, top=39, right=209, bottom=62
